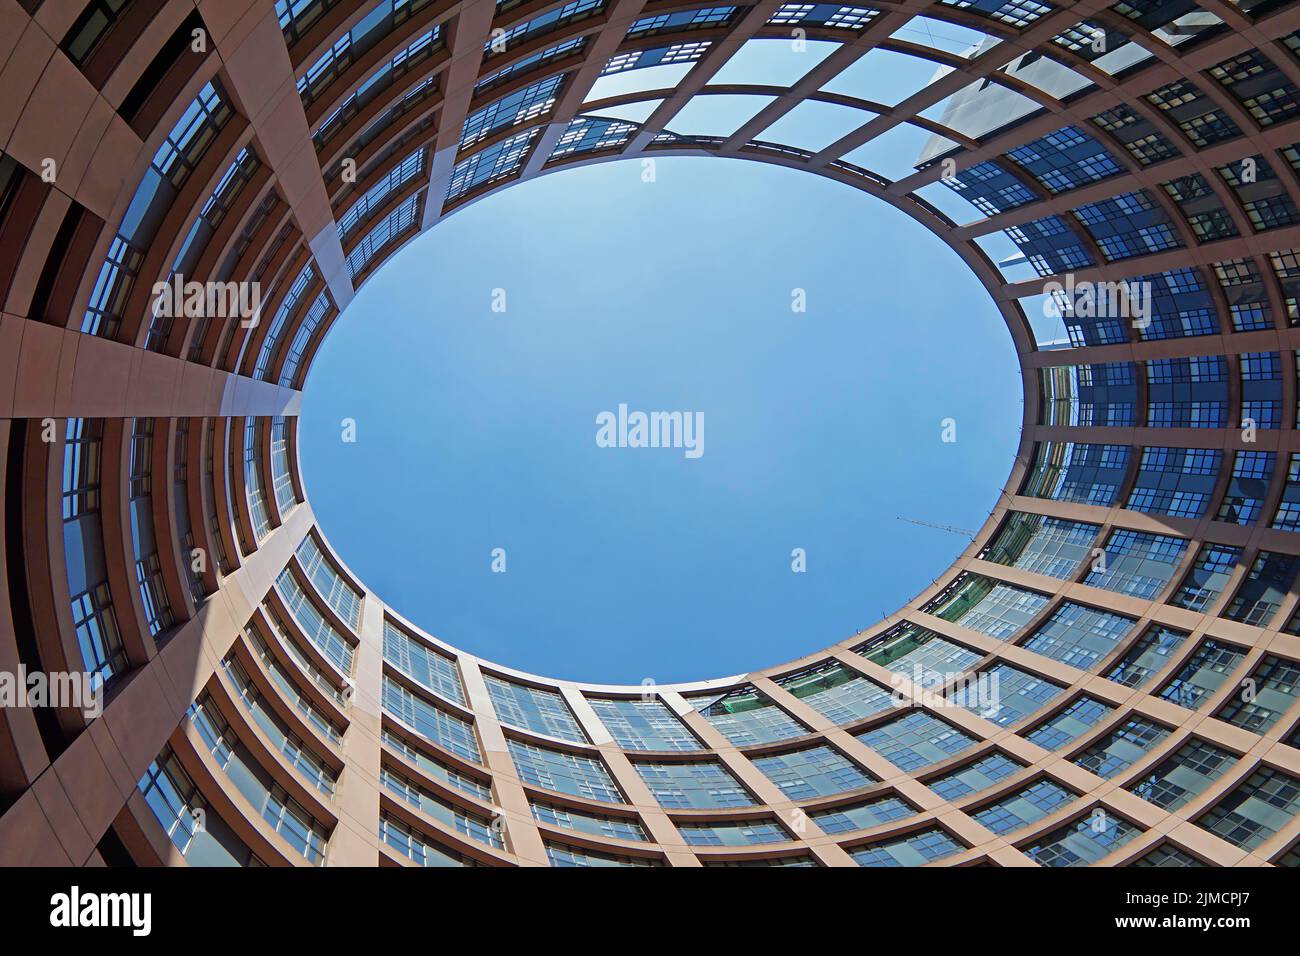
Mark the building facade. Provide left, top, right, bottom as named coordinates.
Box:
left=2, top=0, right=1300, bottom=867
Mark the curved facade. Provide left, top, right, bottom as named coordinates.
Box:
left=2, top=0, right=1300, bottom=868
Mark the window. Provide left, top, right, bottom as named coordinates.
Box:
left=382, top=677, right=480, bottom=763
left=1131, top=844, right=1206, bottom=867
left=1084, top=530, right=1186, bottom=598
left=1215, top=656, right=1300, bottom=733
left=587, top=697, right=700, bottom=751
left=383, top=620, right=464, bottom=704
left=383, top=729, right=491, bottom=800
left=380, top=766, right=502, bottom=848
left=923, top=574, right=1049, bottom=640
left=545, top=842, right=661, bottom=866
left=751, top=745, right=875, bottom=799
left=1073, top=716, right=1170, bottom=778
left=981, top=513, right=1098, bottom=578
left=138, top=749, right=262, bottom=867
left=634, top=760, right=753, bottom=810
left=810, top=794, right=916, bottom=834
left=1105, top=625, right=1188, bottom=689
left=776, top=661, right=895, bottom=724
left=1223, top=552, right=1300, bottom=627
left=1169, top=544, right=1242, bottom=612
left=849, top=827, right=964, bottom=866
left=690, top=686, right=808, bottom=744
left=275, top=568, right=355, bottom=673
left=855, top=623, right=981, bottom=688
left=223, top=655, right=336, bottom=795
left=1020, top=603, right=1136, bottom=670
left=947, top=663, right=1063, bottom=728
left=508, top=739, right=622, bottom=803
left=63, top=418, right=127, bottom=687
left=856, top=710, right=976, bottom=772
left=1158, top=640, right=1248, bottom=710
left=531, top=801, right=646, bottom=841
left=484, top=674, right=586, bottom=742
left=296, top=535, right=362, bottom=630
left=380, top=813, right=480, bottom=867
left=1021, top=812, right=1141, bottom=866
left=972, top=778, right=1077, bottom=835
left=1196, top=767, right=1300, bottom=850
left=1025, top=696, right=1113, bottom=751
left=676, top=818, right=789, bottom=847
left=1128, top=739, right=1237, bottom=810
left=188, top=694, right=329, bottom=864
left=927, top=751, right=1025, bottom=801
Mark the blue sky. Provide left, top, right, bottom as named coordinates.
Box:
left=300, top=41, right=1023, bottom=684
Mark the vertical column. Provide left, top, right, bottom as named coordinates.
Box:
left=458, top=658, right=549, bottom=865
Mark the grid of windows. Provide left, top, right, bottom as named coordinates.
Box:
left=1019, top=603, right=1136, bottom=670
left=857, top=711, right=976, bottom=772
left=855, top=623, right=982, bottom=688
left=810, top=794, right=916, bottom=834
left=923, top=574, right=1049, bottom=640
left=972, top=778, right=1077, bottom=835
left=750, top=745, right=875, bottom=799
left=587, top=697, right=700, bottom=751
left=1073, top=716, right=1171, bottom=779
left=296, top=535, right=362, bottom=630
left=676, top=818, right=790, bottom=847
left=484, top=674, right=587, bottom=742
left=634, top=760, right=754, bottom=809
left=21, top=0, right=1300, bottom=875
left=1021, top=812, right=1141, bottom=866
left=691, top=686, right=808, bottom=745
left=1196, top=767, right=1300, bottom=851
left=531, top=802, right=646, bottom=841
left=849, top=827, right=964, bottom=867
left=926, top=752, right=1026, bottom=801
left=1128, top=739, right=1238, bottom=811
left=383, top=620, right=465, bottom=704
left=382, top=677, right=481, bottom=764
left=508, top=740, right=623, bottom=803
left=777, top=661, right=896, bottom=724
